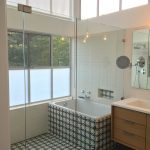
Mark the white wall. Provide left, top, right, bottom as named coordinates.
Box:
left=10, top=103, right=48, bottom=144
left=77, top=30, right=125, bottom=102
left=0, top=0, right=11, bottom=149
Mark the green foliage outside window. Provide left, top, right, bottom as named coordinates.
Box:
left=8, top=31, right=70, bottom=68
left=29, top=34, right=50, bottom=67
left=8, top=31, right=27, bottom=68
left=52, top=36, right=70, bottom=67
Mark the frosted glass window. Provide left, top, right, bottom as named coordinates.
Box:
left=122, top=0, right=148, bottom=10
left=9, top=70, right=28, bottom=106
left=99, top=0, right=119, bottom=16
left=53, top=68, right=70, bottom=98
left=29, top=0, right=50, bottom=13
left=52, top=0, right=70, bottom=17
left=30, top=69, right=51, bottom=102
left=81, top=0, right=97, bottom=19
left=7, top=0, right=26, bottom=6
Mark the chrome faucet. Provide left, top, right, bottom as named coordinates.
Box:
left=78, top=90, right=91, bottom=100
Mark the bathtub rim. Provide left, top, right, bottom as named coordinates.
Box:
left=49, top=99, right=111, bottom=120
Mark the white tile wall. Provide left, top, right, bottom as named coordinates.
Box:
left=77, top=30, right=125, bottom=101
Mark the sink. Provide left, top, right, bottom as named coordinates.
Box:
left=127, top=100, right=150, bottom=109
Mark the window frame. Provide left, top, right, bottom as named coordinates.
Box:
left=6, top=0, right=73, bottom=20
left=8, top=29, right=72, bottom=107
left=80, top=0, right=149, bottom=20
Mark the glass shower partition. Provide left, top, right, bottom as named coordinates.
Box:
left=7, top=1, right=28, bottom=149
left=8, top=1, right=78, bottom=149
left=76, top=18, right=125, bottom=149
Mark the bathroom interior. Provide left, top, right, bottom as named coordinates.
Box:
left=1, top=0, right=150, bottom=150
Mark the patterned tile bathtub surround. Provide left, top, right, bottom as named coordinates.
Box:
left=48, top=104, right=114, bottom=150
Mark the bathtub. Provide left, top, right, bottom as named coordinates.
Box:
left=48, top=99, right=114, bottom=150
left=55, top=99, right=111, bottom=118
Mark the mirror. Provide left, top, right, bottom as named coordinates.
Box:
left=132, top=29, right=150, bottom=89
left=116, top=56, right=131, bottom=69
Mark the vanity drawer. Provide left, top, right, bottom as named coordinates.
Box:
left=147, top=115, right=150, bottom=127
left=146, top=115, right=150, bottom=150
left=146, top=127, right=150, bottom=150
left=114, top=118, right=145, bottom=138
left=113, top=107, right=146, bottom=125
left=114, top=128, right=145, bottom=150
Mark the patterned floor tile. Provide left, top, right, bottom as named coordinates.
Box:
left=11, top=133, right=84, bottom=150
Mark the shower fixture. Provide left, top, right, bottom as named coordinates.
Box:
left=135, top=56, right=145, bottom=68
left=116, top=55, right=146, bottom=69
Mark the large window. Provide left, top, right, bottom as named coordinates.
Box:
left=122, top=0, right=148, bottom=10
left=7, top=0, right=72, bottom=19
left=8, top=31, right=71, bottom=106
left=29, top=0, right=50, bottom=13
left=52, top=0, right=71, bottom=18
left=99, top=0, right=119, bottom=16
left=81, top=0, right=97, bottom=20
left=81, top=0, right=149, bottom=20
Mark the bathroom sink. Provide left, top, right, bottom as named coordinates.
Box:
left=127, top=100, right=150, bottom=110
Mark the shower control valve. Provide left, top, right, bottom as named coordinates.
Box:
left=81, top=90, right=85, bottom=93
left=141, top=69, right=146, bottom=74
left=86, top=91, right=91, bottom=95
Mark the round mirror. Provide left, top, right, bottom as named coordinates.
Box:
left=116, top=56, right=130, bottom=69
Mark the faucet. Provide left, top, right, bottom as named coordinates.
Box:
left=78, top=90, right=91, bottom=100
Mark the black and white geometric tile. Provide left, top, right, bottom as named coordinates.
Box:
left=12, top=103, right=115, bottom=150
left=11, top=133, right=84, bottom=150
left=48, top=104, right=115, bottom=150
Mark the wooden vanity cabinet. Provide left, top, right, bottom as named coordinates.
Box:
left=112, top=106, right=147, bottom=150
left=146, top=115, right=150, bottom=150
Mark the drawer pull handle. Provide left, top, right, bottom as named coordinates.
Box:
left=123, top=131, right=135, bottom=137
left=124, top=120, right=135, bottom=125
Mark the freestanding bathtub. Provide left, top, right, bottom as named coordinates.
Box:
left=48, top=99, right=114, bottom=150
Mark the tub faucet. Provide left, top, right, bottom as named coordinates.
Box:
left=78, top=90, right=91, bottom=100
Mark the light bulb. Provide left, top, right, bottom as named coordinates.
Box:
left=103, top=35, right=107, bottom=41
left=83, top=38, right=87, bottom=43
left=61, top=37, right=65, bottom=41
left=86, top=32, right=89, bottom=38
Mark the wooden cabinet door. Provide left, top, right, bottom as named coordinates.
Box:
left=146, top=115, right=150, bottom=150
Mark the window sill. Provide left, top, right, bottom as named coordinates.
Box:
left=10, top=96, right=72, bottom=110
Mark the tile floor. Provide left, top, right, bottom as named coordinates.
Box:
left=11, top=133, right=83, bottom=150
left=11, top=133, right=134, bottom=150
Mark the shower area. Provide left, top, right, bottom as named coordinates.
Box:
left=7, top=0, right=125, bottom=150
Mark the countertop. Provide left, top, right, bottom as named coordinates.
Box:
left=112, top=98, right=150, bottom=114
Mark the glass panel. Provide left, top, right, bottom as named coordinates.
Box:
left=28, top=34, right=50, bottom=67
left=81, top=0, right=97, bottom=19
left=52, top=0, right=70, bottom=17
left=52, top=36, right=70, bottom=67
left=7, top=3, right=27, bottom=149
left=8, top=31, right=27, bottom=68
left=122, top=0, right=148, bottom=10
left=7, top=0, right=26, bottom=6
left=53, top=68, right=70, bottom=98
left=28, top=0, right=50, bottom=14
left=30, top=69, right=51, bottom=102
left=99, top=0, right=119, bottom=16
left=9, top=70, right=28, bottom=106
